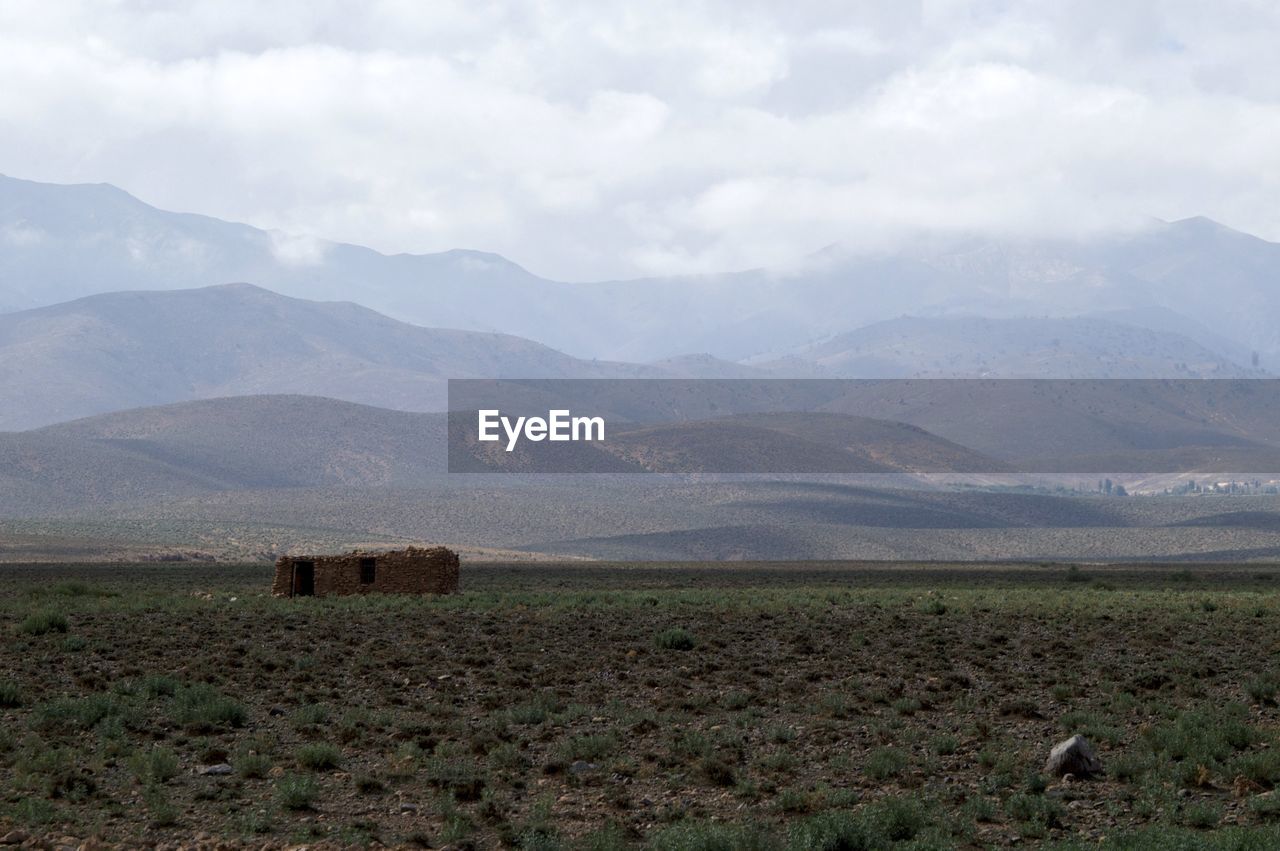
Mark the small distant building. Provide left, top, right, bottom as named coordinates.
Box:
left=272, top=547, right=459, bottom=598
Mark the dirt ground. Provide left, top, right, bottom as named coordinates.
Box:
left=2, top=561, right=1280, bottom=849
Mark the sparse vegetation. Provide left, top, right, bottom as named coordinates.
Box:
left=19, top=610, right=68, bottom=635
left=653, top=627, right=696, bottom=651
left=276, top=774, right=318, bottom=810
left=2, top=560, right=1280, bottom=846
left=128, top=746, right=180, bottom=785
left=0, top=680, right=22, bottom=707
left=296, top=742, right=342, bottom=770
left=171, top=683, right=247, bottom=730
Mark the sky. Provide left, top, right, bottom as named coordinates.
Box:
left=1, top=1, right=1279, bottom=281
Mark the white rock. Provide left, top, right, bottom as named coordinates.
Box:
left=1044, top=734, right=1103, bottom=778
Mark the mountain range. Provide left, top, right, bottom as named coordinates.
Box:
left=4, top=174, right=1280, bottom=367
left=7, top=173, right=1280, bottom=563
left=0, top=283, right=666, bottom=430
left=2, top=280, right=1265, bottom=431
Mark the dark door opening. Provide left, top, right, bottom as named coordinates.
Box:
left=293, top=561, right=315, bottom=597
left=359, top=557, right=377, bottom=585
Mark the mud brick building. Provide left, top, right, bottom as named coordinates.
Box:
left=272, top=546, right=459, bottom=598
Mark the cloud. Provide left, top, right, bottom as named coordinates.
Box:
left=0, top=1, right=1278, bottom=280
left=269, top=230, right=330, bottom=267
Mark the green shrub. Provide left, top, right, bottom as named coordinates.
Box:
left=1249, top=793, right=1280, bottom=821
left=1144, top=706, right=1257, bottom=782
left=297, top=742, right=342, bottom=771
left=425, top=758, right=486, bottom=801
left=963, top=796, right=997, bottom=823
left=355, top=773, right=385, bottom=794
left=1058, top=709, right=1124, bottom=745
left=129, top=747, right=180, bottom=785
left=558, top=733, right=618, bottom=762
left=276, top=774, right=318, bottom=810
left=699, top=756, right=736, bottom=787
left=0, top=681, right=22, bottom=708
left=654, top=627, right=696, bottom=651
left=1111, top=751, right=1158, bottom=783
left=20, top=610, right=68, bottom=636
left=139, top=675, right=181, bottom=699
left=1007, top=792, right=1063, bottom=829
left=865, top=746, right=907, bottom=780
left=291, top=703, right=329, bottom=727
left=171, top=684, right=247, bottom=731
left=48, top=581, right=113, bottom=598
left=671, top=730, right=713, bottom=759
left=7, top=797, right=57, bottom=826
left=576, top=822, right=633, bottom=851
left=1247, top=674, right=1280, bottom=706
left=509, top=694, right=561, bottom=725
left=767, top=725, right=796, bottom=745
left=931, top=734, right=959, bottom=756
left=32, top=694, right=122, bottom=731
left=648, top=821, right=775, bottom=851
left=917, top=597, right=947, bottom=615
left=862, top=796, right=929, bottom=843
left=775, top=787, right=810, bottom=814
left=143, top=785, right=178, bottom=828
left=1181, top=801, right=1222, bottom=829
left=1233, top=749, right=1280, bottom=787
left=236, top=752, right=272, bottom=779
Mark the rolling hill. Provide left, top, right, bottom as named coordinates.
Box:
left=448, top=410, right=1011, bottom=474
left=0, top=396, right=448, bottom=513
left=2, top=396, right=1014, bottom=511
left=0, top=283, right=666, bottom=430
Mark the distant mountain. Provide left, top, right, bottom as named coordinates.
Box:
left=7, top=175, right=1280, bottom=363
left=775, top=315, right=1264, bottom=378
left=0, top=174, right=593, bottom=348
left=0, top=283, right=666, bottom=430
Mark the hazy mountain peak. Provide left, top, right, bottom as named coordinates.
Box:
left=5, top=174, right=1280, bottom=363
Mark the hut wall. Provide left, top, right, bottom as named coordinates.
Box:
left=272, top=547, right=459, bottom=598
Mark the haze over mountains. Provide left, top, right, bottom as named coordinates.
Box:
left=6, top=173, right=1280, bottom=563
left=7, top=394, right=1280, bottom=564
left=3, top=174, right=1278, bottom=368
left=776, top=316, right=1261, bottom=379
left=0, top=283, right=667, bottom=430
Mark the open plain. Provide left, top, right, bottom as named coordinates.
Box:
left=2, top=561, right=1280, bottom=848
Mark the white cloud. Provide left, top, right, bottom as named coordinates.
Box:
left=1, top=224, right=46, bottom=246
left=0, top=1, right=1278, bottom=280
left=268, top=230, right=330, bottom=267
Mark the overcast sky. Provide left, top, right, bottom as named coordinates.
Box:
left=2, top=1, right=1279, bottom=281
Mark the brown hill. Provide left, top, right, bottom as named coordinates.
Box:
left=0, top=283, right=663, bottom=430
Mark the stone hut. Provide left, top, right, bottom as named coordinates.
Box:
left=272, top=546, right=459, bottom=598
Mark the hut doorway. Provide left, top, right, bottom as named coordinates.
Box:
left=293, top=561, right=315, bottom=597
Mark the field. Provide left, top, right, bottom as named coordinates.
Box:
left=3, top=562, right=1280, bottom=849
